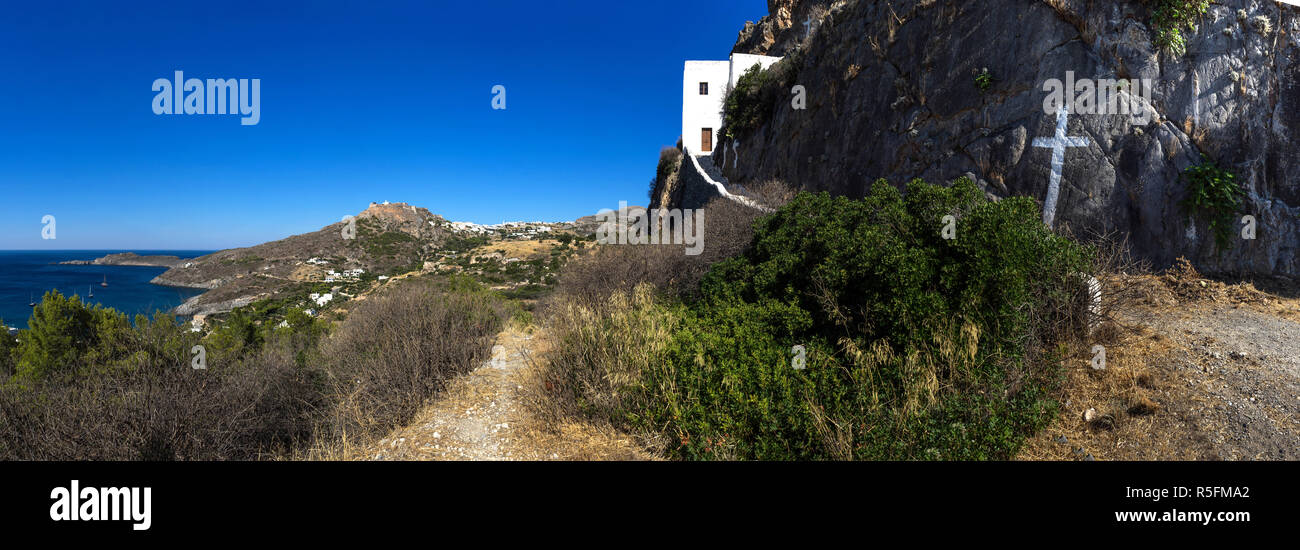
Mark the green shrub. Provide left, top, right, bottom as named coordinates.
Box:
left=656, top=146, right=681, bottom=184
left=1180, top=155, right=1244, bottom=251
left=1145, top=0, right=1209, bottom=55
left=14, top=291, right=138, bottom=381
left=651, top=146, right=683, bottom=202
left=544, top=178, right=1095, bottom=460
left=974, top=67, right=994, bottom=92
left=0, top=322, right=15, bottom=378
left=442, top=234, right=491, bottom=255
left=722, top=63, right=778, bottom=140
left=0, top=277, right=504, bottom=460
left=361, top=229, right=417, bottom=257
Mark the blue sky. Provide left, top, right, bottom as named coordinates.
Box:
left=0, top=0, right=768, bottom=249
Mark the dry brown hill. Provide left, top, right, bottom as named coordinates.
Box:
left=157, top=202, right=451, bottom=316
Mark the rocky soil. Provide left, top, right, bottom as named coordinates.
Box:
left=1020, top=265, right=1300, bottom=460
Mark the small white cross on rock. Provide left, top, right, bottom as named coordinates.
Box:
left=1032, top=103, right=1090, bottom=228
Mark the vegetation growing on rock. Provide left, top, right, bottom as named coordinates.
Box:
left=1144, top=0, right=1210, bottom=55
left=1180, top=155, right=1244, bottom=252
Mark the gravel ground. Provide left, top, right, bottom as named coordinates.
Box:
left=365, top=330, right=533, bottom=460
left=1021, top=270, right=1300, bottom=461
left=1139, top=304, right=1300, bottom=460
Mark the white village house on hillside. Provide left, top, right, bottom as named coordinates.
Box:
left=681, top=53, right=783, bottom=155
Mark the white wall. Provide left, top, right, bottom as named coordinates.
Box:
left=681, top=60, right=728, bottom=155
left=728, top=53, right=783, bottom=89
left=681, top=54, right=782, bottom=156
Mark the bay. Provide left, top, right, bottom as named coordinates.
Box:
left=0, top=250, right=212, bottom=330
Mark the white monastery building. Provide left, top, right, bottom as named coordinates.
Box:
left=681, top=53, right=783, bottom=155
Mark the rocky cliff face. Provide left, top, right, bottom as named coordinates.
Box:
left=703, top=0, right=1300, bottom=276
left=732, top=0, right=834, bottom=56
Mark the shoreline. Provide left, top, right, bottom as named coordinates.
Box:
left=2, top=251, right=212, bottom=331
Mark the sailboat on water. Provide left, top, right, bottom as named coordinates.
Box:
left=28, top=292, right=35, bottom=307
left=101, top=274, right=108, bottom=288
left=89, top=285, right=94, bottom=299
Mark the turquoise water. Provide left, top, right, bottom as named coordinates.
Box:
left=0, top=250, right=212, bottom=330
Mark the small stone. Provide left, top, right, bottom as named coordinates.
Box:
left=1084, top=408, right=1098, bottom=422
left=1084, top=454, right=1095, bottom=461
left=1055, top=435, right=1069, bottom=444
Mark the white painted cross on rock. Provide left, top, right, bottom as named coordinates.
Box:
left=1032, top=103, right=1090, bottom=228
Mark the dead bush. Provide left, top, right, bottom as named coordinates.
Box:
left=549, top=184, right=792, bottom=309
left=0, top=277, right=505, bottom=460
left=523, top=283, right=676, bottom=454
left=315, top=280, right=504, bottom=452
left=0, top=343, right=322, bottom=460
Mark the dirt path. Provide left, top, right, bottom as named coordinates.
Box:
left=362, top=326, right=652, bottom=461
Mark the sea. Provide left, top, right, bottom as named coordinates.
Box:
left=0, top=250, right=213, bottom=330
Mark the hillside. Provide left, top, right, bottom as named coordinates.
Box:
left=152, top=202, right=451, bottom=316
left=146, top=201, right=600, bottom=320
left=60, top=252, right=185, bottom=267
left=660, top=0, right=1300, bottom=277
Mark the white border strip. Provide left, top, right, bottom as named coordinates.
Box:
left=686, top=154, right=772, bottom=212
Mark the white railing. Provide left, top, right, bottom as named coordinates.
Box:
left=686, top=154, right=772, bottom=212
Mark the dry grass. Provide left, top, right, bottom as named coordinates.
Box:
left=1146, top=258, right=1299, bottom=319
left=475, top=240, right=555, bottom=261
left=522, top=284, right=675, bottom=457
left=1017, top=321, right=1186, bottom=460
left=1018, top=256, right=1300, bottom=460
left=505, top=187, right=801, bottom=460
left=302, top=279, right=506, bottom=459
left=348, top=324, right=654, bottom=461
left=510, top=327, right=656, bottom=460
